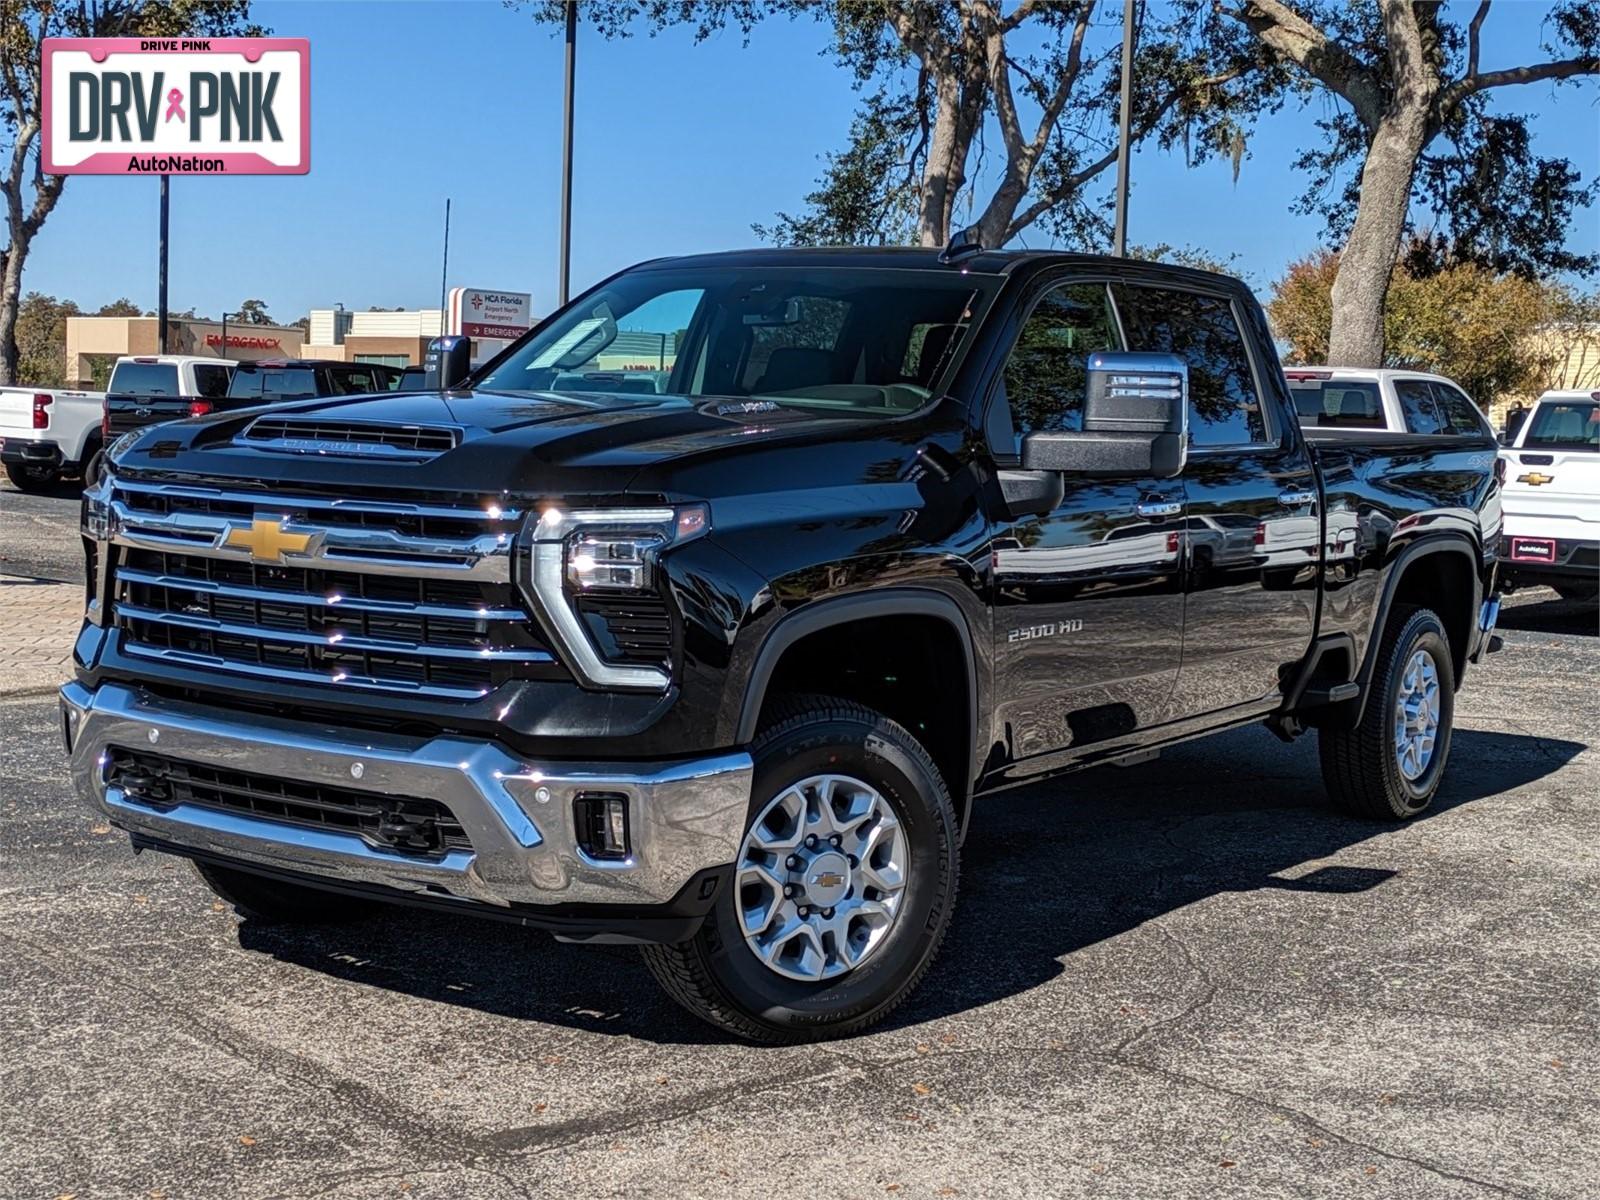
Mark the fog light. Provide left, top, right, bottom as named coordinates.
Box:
left=574, top=792, right=630, bottom=861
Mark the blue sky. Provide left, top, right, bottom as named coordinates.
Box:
left=26, top=0, right=1600, bottom=322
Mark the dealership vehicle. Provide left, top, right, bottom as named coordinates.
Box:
left=63, top=248, right=1502, bottom=1042
left=103, top=355, right=236, bottom=441
left=1497, top=389, right=1599, bottom=602
left=226, top=359, right=405, bottom=404
left=1285, top=367, right=1492, bottom=437
left=0, top=385, right=105, bottom=490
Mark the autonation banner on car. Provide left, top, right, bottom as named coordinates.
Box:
left=42, top=38, right=310, bottom=176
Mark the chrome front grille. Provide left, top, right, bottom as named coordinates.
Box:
left=107, top=478, right=556, bottom=699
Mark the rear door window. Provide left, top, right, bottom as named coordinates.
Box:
left=1111, top=284, right=1268, bottom=447
left=1395, top=379, right=1444, bottom=434
left=1288, top=380, right=1385, bottom=429
left=108, top=362, right=179, bottom=396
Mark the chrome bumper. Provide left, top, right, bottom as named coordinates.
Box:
left=60, top=681, right=752, bottom=911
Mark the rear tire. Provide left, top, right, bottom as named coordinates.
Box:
left=5, top=461, right=61, bottom=492
left=642, top=695, right=959, bottom=1043
left=193, top=861, right=375, bottom=924
left=1319, top=606, right=1455, bottom=820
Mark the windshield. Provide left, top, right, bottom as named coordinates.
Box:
left=474, top=265, right=990, bottom=417
left=109, top=361, right=179, bottom=397
left=1288, top=379, right=1384, bottom=429
left=1524, top=400, right=1599, bottom=451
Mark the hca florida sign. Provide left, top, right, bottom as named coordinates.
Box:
left=42, top=38, right=309, bottom=175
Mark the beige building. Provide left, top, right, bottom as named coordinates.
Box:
left=66, top=316, right=306, bottom=388
left=300, top=308, right=445, bottom=369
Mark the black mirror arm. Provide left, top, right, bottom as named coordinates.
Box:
left=997, top=468, right=1064, bottom=519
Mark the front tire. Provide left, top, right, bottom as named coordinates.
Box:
left=193, top=861, right=375, bottom=924
left=1319, top=606, right=1455, bottom=820
left=642, top=695, right=959, bottom=1042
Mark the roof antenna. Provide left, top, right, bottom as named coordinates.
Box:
left=938, top=226, right=984, bottom=266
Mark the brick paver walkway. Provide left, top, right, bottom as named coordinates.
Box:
left=0, top=576, right=82, bottom=696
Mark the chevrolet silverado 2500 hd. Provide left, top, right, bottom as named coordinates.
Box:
left=62, top=248, right=1502, bottom=1042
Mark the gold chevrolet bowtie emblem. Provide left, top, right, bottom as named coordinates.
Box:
left=224, top=518, right=316, bottom=563
left=1516, top=471, right=1556, bottom=486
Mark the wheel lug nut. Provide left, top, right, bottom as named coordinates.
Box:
left=822, top=907, right=834, bottom=918
left=805, top=834, right=818, bottom=848
left=785, top=855, right=799, bottom=869
left=830, top=835, right=842, bottom=847
left=783, top=884, right=796, bottom=897
left=848, top=855, right=858, bottom=868
left=797, top=906, right=809, bottom=918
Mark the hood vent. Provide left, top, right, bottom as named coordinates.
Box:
left=240, top=417, right=462, bottom=458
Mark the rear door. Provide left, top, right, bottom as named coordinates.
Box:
left=988, top=277, right=1186, bottom=763
left=1111, top=281, right=1319, bottom=716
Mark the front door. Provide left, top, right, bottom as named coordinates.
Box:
left=988, top=280, right=1186, bottom=767
left=1110, top=281, right=1318, bottom=715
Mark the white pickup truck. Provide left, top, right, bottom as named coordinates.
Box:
left=1498, top=389, right=1599, bottom=602
left=0, top=385, right=105, bottom=492
left=1283, top=367, right=1494, bottom=438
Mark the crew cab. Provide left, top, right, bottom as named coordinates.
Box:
left=1497, top=389, right=1599, bottom=602
left=103, top=355, right=236, bottom=441
left=1285, top=367, right=1493, bottom=437
left=62, top=248, right=1502, bottom=1043
left=226, top=359, right=405, bottom=404
left=0, top=385, right=105, bottom=491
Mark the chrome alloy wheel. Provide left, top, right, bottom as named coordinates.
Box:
left=1393, top=648, right=1442, bottom=781
left=735, top=774, right=909, bottom=982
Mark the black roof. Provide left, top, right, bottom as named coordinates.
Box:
left=631, top=245, right=1244, bottom=289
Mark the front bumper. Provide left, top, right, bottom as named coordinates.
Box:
left=60, top=681, right=752, bottom=939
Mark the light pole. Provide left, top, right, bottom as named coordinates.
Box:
left=1112, top=0, right=1135, bottom=258
left=558, top=0, right=577, bottom=306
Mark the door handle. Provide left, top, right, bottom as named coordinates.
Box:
left=1278, top=490, right=1317, bottom=508
left=1135, top=500, right=1182, bottom=518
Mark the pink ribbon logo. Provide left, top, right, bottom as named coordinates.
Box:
left=164, top=88, right=185, bottom=123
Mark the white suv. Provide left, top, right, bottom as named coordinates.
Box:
left=1284, top=367, right=1493, bottom=438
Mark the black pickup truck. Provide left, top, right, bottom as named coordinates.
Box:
left=64, top=248, right=1503, bottom=1042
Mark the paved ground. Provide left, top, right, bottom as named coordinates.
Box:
left=0, top=557, right=1595, bottom=1198
left=0, top=474, right=85, bottom=585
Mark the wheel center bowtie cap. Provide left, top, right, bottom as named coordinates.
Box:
left=799, top=849, right=852, bottom=907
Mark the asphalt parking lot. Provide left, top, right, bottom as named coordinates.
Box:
left=2, top=476, right=1596, bottom=1199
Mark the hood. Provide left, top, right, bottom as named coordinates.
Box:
left=108, top=387, right=884, bottom=498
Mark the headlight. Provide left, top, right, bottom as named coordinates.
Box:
left=519, top=504, right=709, bottom=691
left=81, top=471, right=115, bottom=542
left=105, top=430, right=142, bottom=467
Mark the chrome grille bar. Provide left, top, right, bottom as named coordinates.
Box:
left=106, top=476, right=557, bottom=699
left=114, top=567, right=525, bottom=621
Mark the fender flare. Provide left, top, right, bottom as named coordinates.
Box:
left=734, top=588, right=982, bottom=796
left=1351, top=534, right=1482, bottom=723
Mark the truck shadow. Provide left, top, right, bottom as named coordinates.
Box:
left=1496, top=593, right=1597, bottom=637
left=234, top=724, right=1583, bottom=1044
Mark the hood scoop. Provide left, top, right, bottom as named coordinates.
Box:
left=238, top=416, right=464, bottom=459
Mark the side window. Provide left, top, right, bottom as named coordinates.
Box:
left=1430, top=381, right=1486, bottom=436
left=1112, top=284, right=1267, bottom=447
left=1000, top=282, right=1122, bottom=446
left=1395, top=379, right=1443, bottom=434
left=192, top=364, right=231, bottom=399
